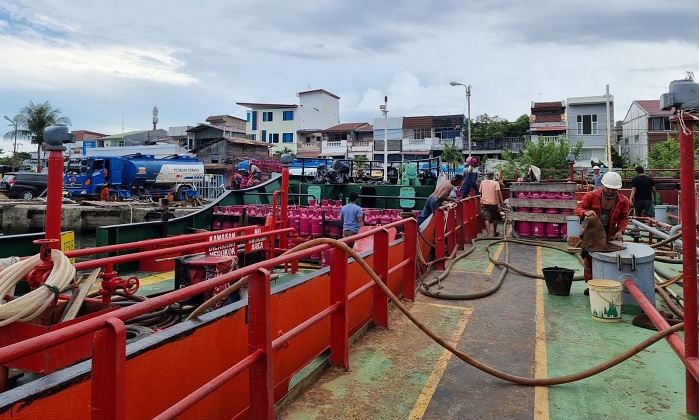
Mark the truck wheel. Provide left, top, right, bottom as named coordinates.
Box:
left=21, top=190, right=34, bottom=200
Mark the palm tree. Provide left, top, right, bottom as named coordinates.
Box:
left=441, top=144, right=463, bottom=177
left=273, top=146, right=295, bottom=158
left=14, top=101, right=71, bottom=171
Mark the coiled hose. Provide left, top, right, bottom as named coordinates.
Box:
left=0, top=250, right=76, bottom=327
left=284, top=238, right=684, bottom=386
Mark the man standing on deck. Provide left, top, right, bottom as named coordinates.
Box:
left=479, top=171, right=504, bottom=236
left=629, top=166, right=657, bottom=217
left=590, top=166, right=603, bottom=190
left=575, top=171, right=630, bottom=294
left=417, top=174, right=463, bottom=227
left=460, top=157, right=480, bottom=197
left=341, top=191, right=364, bottom=247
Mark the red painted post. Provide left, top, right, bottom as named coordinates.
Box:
left=280, top=166, right=289, bottom=250
left=475, top=197, right=484, bottom=236
left=248, top=268, right=274, bottom=419
left=91, top=318, right=126, bottom=420
left=329, top=247, right=349, bottom=369
left=45, top=147, right=65, bottom=247
left=434, top=208, right=446, bottom=270
left=446, top=206, right=456, bottom=254
left=463, top=198, right=473, bottom=245
left=679, top=115, right=699, bottom=417
left=373, top=229, right=389, bottom=328
left=402, top=219, right=417, bottom=301
left=455, top=201, right=465, bottom=250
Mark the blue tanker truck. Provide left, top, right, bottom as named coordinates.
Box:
left=63, top=153, right=205, bottom=199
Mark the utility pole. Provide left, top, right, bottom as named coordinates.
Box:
left=380, top=96, right=388, bottom=182
left=450, top=82, right=472, bottom=157
left=4, top=115, right=18, bottom=171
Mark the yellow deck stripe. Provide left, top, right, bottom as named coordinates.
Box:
left=409, top=304, right=473, bottom=419
left=534, top=246, right=549, bottom=420
left=485, top=242, right=504, bottom=274
left=89, top=270, right=175, bottom=292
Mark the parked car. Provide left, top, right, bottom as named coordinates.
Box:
left=0, top=172, right=49, bottom=199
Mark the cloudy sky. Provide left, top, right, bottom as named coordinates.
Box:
left=1, top=0, right=698, bottom=154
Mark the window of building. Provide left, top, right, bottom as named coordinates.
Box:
left=283, top=111, right=294, bottom=121
left=283, top=133, right=293, bottom=143
left=211, top=153, right=219, bottom=164
left=576, top=115, right=598, bottom=135
left=252, top=111, right=257, bottom=130
left=263, top=111, right=273, bottom=122
left=269, top=133, right=279, bottom=143
left=246, top=112, right=251, bottom=122
left=250, top=134, right=256, bottom=141
left=651, top=117, right=671, bottom=131
left=261, top=130, right=267, bottom=142
left=118, top=140, right=125, bottom=147
left=331, top=133, right=348, bottom=141
left=414, top=128, right=431, bottom=139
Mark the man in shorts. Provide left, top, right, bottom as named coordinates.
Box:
left=479, top=171, right=503, bottom=236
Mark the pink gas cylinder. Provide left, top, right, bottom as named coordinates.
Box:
left=328, top=209, right=342, bottom=238
left=531, top=207, right=545, bottom=238
left=380, top=210, right=392, bottom=225
left=321, top=199, right=330, bottom=209
left=311, top=210, right=322, bottom=237
left=289, top=209, right=301, bottom=233
left=334, top=200, right=343, bottom=207
left=545, top=222, right=561, bottom=238
left=516, top=207, right=531, bottom=237
left=212, top=218, right=223, bottom=231
left=391, top=210, right=402, bottom=223
left=299, top=210, right=312, bottom=236
left=561, top=223, right=567, bottom=237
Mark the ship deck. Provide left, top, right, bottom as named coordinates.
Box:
left=275, top=235, right=686, bottom=419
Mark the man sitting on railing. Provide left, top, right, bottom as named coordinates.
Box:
left=417, top=174, right=463, bottom=228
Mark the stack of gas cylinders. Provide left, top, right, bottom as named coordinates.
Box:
left=514, top=191, right=574, bottom=240
left=212, top=200, right=420, bottom=263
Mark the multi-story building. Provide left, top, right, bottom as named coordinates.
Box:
left=321, top=123, right=372, bottom=159
left=566, top=95, right=614, bottom=165
left=373, top=116, right=404, bottom=165
left=620, top=100, right=678, bottom=165
left=237, top=89, right=340, bottom=156
left=391, top=115, right=463, bottom=161
left=530, top=101, right=566, bottom=141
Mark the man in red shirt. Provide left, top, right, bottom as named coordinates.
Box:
left=575, top=171, right=630, bottom=294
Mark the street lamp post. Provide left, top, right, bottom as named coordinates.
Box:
left=380, top=96, right=388, bottom=182
left=4, top=115, right=18, bottom=171
left=450, top=82, right=472, bottom=158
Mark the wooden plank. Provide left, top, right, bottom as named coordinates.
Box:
left=60, top=268, right=101, bottom=322
left=508, top=198, right=578, bottom=209
left=508, top=212, right=569, bottom=223
left=509, top=182, right=577, bottom=193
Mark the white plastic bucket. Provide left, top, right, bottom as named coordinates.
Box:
left=588, top=279, right=622, bottom=322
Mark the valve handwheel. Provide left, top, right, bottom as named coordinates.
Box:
left=124, top=276, right=140, bottom=295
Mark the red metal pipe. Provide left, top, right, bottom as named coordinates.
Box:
left=92, top=318, right=126, bottom=420
left=678, top=115, right=699, bottom=417
left=435, top=208, right=446, bottom=270
left=65, top=225, right=257, bottom=258
left=45, top=148, right=64, bottom=247
left=280, top=166, right=289, bottom=250
left=402, top=218, right=417, bottom=301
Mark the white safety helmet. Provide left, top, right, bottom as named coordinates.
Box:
left=592, top=165, right=600, bottom=170
left=601, top=171, right=622, bottom=189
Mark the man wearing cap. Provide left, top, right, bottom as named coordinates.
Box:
left=629, top=166, right=656, bottom=217
left=575, top=171, right=630, bottom=294
left=590, top=166, right=603, bottom=190
left=480, top=171, right=504, bottom=236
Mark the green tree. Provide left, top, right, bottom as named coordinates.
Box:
left=501, top=136, right=583, bottom=179
left=353, top=154, right=369, bottom=169
left=12, top=101, right=71, bottom=171
left=440, top=144, right=463, bottom=176
left=272, top=146, right=295, bottom=158
left=470, top=113, right=529, bottom=142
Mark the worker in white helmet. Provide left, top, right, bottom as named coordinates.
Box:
left=574, top=171, right=630, bottom=294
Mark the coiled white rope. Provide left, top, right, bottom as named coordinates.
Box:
left=0, top=250, right=76, bottom=327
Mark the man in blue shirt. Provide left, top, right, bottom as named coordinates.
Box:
left=341, top=191, right=364, bottom=246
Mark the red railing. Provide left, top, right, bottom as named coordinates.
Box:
left=433, top=195, right=482, bottom=270
left=0, top=218, right=424, bottom=419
